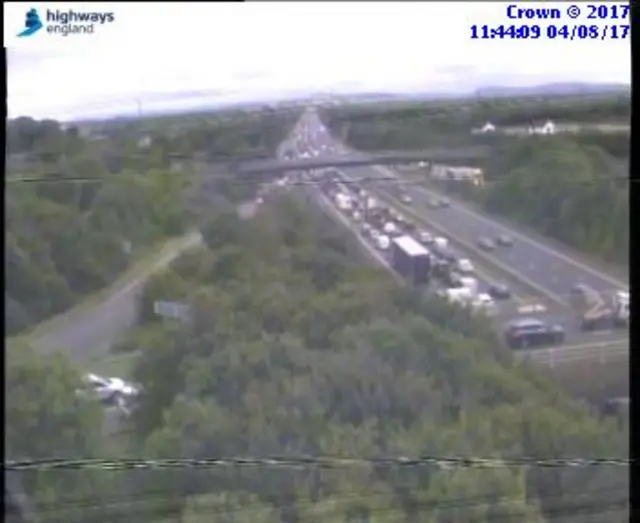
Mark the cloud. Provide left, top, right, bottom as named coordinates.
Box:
left=5, top=2, right=630, bottom=119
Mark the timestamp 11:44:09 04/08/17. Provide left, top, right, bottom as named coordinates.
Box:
left=470, top=24, right=629, bottom=40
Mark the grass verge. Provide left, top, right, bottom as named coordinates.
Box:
left=10, top=232, right=199, bottom=350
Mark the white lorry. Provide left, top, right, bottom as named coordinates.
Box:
left=335, top=192, right=352, bottom=211
left=376, top=234, right=391, bottom=251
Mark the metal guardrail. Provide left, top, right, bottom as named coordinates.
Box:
left=518, top=340, right=628, bottom=366
left=313, top=184, right=629, bottom=370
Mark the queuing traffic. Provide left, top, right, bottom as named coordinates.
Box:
left=278, top=117, right=629, bottom=354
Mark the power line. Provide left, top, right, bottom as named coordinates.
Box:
left=5, top=455, right=630, bottom=472
left=4, top=167, right=632, bottom=188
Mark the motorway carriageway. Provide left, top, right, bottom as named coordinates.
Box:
left=298, top=114, right=628, bottom=351
left=343, top=164, right=626, bottom=349
left=307, top=172, right=627, bottom=366
left=325, top=172, right=530, bottom=319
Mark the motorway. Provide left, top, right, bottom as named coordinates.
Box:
left=308, top=172, right=628, bottom=368
left=292, top=111, right=629, bottom=353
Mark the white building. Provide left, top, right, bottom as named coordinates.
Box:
left=480, top=121, right=496, bottom=133
left=471, top=121, right=497, bottom=135
left=138, top=135, right=152, bottom=148
left=528, top=120, right=556, bottom=135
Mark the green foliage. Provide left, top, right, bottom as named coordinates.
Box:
left=480, top=137, right=628, bottom=264
left=320, top=96, right=629, bottom=266
left=5, top=108, right=300, bottom=522
left=7, top=106, right=626, bottom=521
left=115, top=195, right=626, bottom=522
left=6, top=108, right=299, bottom=336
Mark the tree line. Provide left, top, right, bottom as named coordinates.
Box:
left=5, top=108, right=299, bottom=336
left=319, top=97, right=629, bottom=266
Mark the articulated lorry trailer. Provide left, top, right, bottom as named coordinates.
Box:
left=570, top=284, right=629, bottom=331
left=392, top=235, right=432, bottom=286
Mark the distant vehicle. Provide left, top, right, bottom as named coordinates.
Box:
left=436, top=247, right=457, bottom=264
left=504, top=318, right=565, bottom=350
left=439, top=198, right=451, bottom=208
left=459, top=276, right=478, bottom=295
left=433, top=236, right=449, bottom=250
left=428, top=197, right=442, bottom=208
left=571, top=285, right=629, bottom=331
left=376, top=234, right=391, bottom=251
left=496, top=234, right=513, bottom=247
left=457, top=258, right=474, bottom=274
left=81, top=373, right=138, bottom=404
left=478, top=237, right=495, bottom=251
left=391, top=235, right=432, bottom=285
left=418, top=231, right=434, bottom=245
left=445, top=287, right=474, bottom=305
left=383, top=222, right=399, bottom=236
left=473, top=293, right=496, bottom=314
left=488, top=284, right=511, bottom=300
left=402, top=221, right=416, bottom=234
left=400, top=194, right=412, bottom=204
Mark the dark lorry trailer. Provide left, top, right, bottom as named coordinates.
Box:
left=392, top=235, right=432, bottom=285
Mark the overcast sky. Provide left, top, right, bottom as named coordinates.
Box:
left=5, top=2, right=631, bottom=120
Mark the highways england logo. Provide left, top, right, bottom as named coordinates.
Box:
left=17, top=7, right=115, bottom=38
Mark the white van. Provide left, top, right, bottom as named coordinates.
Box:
left=457, top=258, right=474, bottom=274
left=377, top=235, right=391, bottom=250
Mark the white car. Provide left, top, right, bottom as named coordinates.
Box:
left=377, top=235, right=391, bottom=250
left=473, top=293, right=496, bottom=315
left=383, top=222, right=398, bottom=236
left=457, top=258, right=474, bottom=274
left=418, top=231, right=433, bottom=244
left=81, top=373, right=138, bottom=404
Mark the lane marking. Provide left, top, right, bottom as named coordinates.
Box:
left=334, top=168, right=532, bottom=306
left=381, top=188, right=570, bottom=308
left=376, top=164, right=627, bottom=290
left=371, top=189, right=531, bottom=305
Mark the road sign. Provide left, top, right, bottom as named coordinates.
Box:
left=153, top=301, right=190, bottom=322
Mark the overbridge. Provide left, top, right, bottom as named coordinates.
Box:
left=234, top=146, right=490, bottom=175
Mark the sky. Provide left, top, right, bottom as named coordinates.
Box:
left=5, top=2, right=631, bottom=120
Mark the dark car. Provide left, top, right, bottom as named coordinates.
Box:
left=439, top=198, right=451, bottom=208
left=478, top=237, right=495, bottom=251
left=488, top=284, right=511, bottom=300
left=496, top=234, right=513, bottom=247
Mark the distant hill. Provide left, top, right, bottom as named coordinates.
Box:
left=474, top=83, right=630, bottom=98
